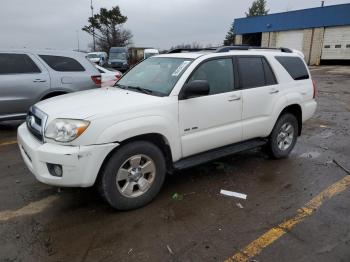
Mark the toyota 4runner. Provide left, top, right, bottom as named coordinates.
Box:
left=17, top=46, right=317, bottom=210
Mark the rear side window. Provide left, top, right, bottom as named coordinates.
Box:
left=0, top=53, right=41, bottom=74
left=237, top=57, right=277, bottom=88
left=275, top=56, right=309, bottom=80
left=39, top=55, right=85, bottom=72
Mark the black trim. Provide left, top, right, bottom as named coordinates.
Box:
left=173, top=138, right=266, bottom=170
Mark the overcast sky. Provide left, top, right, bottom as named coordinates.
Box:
left=1, top=0, right=349, bottom=51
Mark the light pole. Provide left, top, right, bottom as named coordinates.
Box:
left=91, top=0, right=96, bottom=51
left=76, top=30, right=80, bottom=52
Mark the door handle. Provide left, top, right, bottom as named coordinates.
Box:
left=33, top=79, right=47, bottom=83
left=269, top=89, right=279, bottom=94
left=228, top=96, right=241, bottom=102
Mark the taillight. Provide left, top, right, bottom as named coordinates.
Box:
left=312, top=80, right=317, bottom=99
left=91, top=75, right=102, bottom=87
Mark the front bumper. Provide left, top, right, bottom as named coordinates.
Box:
left=17, top=123, right=118, bottom=187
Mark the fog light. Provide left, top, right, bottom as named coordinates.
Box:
left=47, top=163, right=63, bottom=177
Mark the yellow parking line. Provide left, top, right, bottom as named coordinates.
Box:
left=226, top=175, right=350, bottom=262
left=0, top=140, right=17, bottom=147
left=0, top=195, right=59, bottom=222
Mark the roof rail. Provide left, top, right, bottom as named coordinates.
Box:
left=215, top=45, right=293, bottom=53
left=167, top=46, right=293, bottom=54
left=167, top=47, right=218, bottom=54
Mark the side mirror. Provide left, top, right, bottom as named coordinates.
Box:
left=182, top=80, right=210, bottom=99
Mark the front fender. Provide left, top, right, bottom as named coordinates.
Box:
left=95, top=115, right=181, bottom=161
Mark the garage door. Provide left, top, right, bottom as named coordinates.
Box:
left=322, top=26, right=350, bottom=60
left=276, top=30, right=304, bottom=52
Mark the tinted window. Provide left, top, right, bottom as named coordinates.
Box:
left=0, top=53, right=41, bottom=74
left=39, top=55, right=85, bottom=72
left=275, top=56, right=309, bottom=80
left=262, top=58, right=277, bottom=85
left=237, top=57, right=265, bottom=88
left=188, top=58, right=234, bottom=95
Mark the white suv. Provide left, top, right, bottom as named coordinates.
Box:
left=17, top=46, right=317, bottom=210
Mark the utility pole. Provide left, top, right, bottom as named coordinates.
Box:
left=91, top=0, right=96, bottom=51
left=76, top=30, right=80, bottom=52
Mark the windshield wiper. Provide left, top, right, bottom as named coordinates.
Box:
left=127, top=86, right=153, bottom=95
left=115, top=84, right=154, bottom=95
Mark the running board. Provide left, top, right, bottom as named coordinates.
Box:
left=173, top=139, right=266, bottom=170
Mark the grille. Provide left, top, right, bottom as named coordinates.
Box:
left=26, top=107, right=48, bottom=143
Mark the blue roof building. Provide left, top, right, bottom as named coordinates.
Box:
left=232, top=4, right=350, bottom=65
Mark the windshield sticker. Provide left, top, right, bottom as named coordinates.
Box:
left=172, top=61, right=191, bottom=76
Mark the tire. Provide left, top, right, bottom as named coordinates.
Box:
left=266, top=113, right=298, bottom=159
left=98, top=141, right=166, bottom=210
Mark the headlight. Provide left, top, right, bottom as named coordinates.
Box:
left=45, top=119, right=90, bottom=142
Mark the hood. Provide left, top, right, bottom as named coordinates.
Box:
left=36, top=88, right=163, bottom=120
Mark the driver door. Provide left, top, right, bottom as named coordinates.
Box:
left=178, top=57, right=242, bottom=157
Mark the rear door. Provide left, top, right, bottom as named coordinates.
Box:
left=179, top=57, right=242, bottom=157
left=0, top=53, right=50, bottom=118
left=237, top=56, right=283, bottom=140
left=38, top=54, right=98, bottom=92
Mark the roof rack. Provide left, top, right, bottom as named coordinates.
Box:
left=216, top=45, right=293, bottom=53
left=167, top=45, right=293, bottom=54
left=167, top=47, right=217, bottom=53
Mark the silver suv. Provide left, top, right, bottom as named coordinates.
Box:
left=0, top=50, right=101, bottom=121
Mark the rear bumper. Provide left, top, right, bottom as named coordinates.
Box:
left=17, top=123, right=118, bottom=187
left=302, top=100, right=317, bottom=122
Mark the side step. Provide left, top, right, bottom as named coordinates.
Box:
left=173, top=139, right=266, bottom=170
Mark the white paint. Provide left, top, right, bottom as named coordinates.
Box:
left=220, top=189, right=247, bottom=200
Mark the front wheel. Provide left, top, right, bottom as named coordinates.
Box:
left=266, top=113, right=298, bottom=159
left=98, top=141, right=166, bottom=210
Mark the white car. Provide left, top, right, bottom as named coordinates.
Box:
left=18, top=46, right=317, bottom=210
left=95, top=65, right=122, bottom=87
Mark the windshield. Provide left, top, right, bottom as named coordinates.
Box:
left=110, top=52, right=127, bottom=60
left=87, top=54, right=99, bottom=59
left=116, top=57, right=193, bottom=96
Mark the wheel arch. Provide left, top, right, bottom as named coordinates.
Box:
left=276, top=104, right=302, bottom=136
left=95, top=133, right=174, bottom=186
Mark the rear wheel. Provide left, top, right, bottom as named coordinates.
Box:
left=98, top=141, right=166, bottom=210
left=266, top=113, right=298, bottom=159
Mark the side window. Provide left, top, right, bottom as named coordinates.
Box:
left=0, top=53, right=41, bottom=74
left=275, top=56, right=309, bottom=80
left=262, top=58, right=277, bottom=85
left=237, top=57, right=265, bottom=88
left=39, top=55, right=85, bottom=72
left=188, top=58, right=234, bottom=95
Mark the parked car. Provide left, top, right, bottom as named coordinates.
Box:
left=87, top=52, right=108, bottom=66
left=95, top=65, right=122, bottom=87
left=144, top=49, right=159, bottom=59
left=17, top=46, right=317, bottom=210
left=0, top=50, right=101, bottom=121
left=108, top=47, right=129, bottom=72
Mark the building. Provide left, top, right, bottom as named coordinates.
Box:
left=233, top=4, right=350, bottom=65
